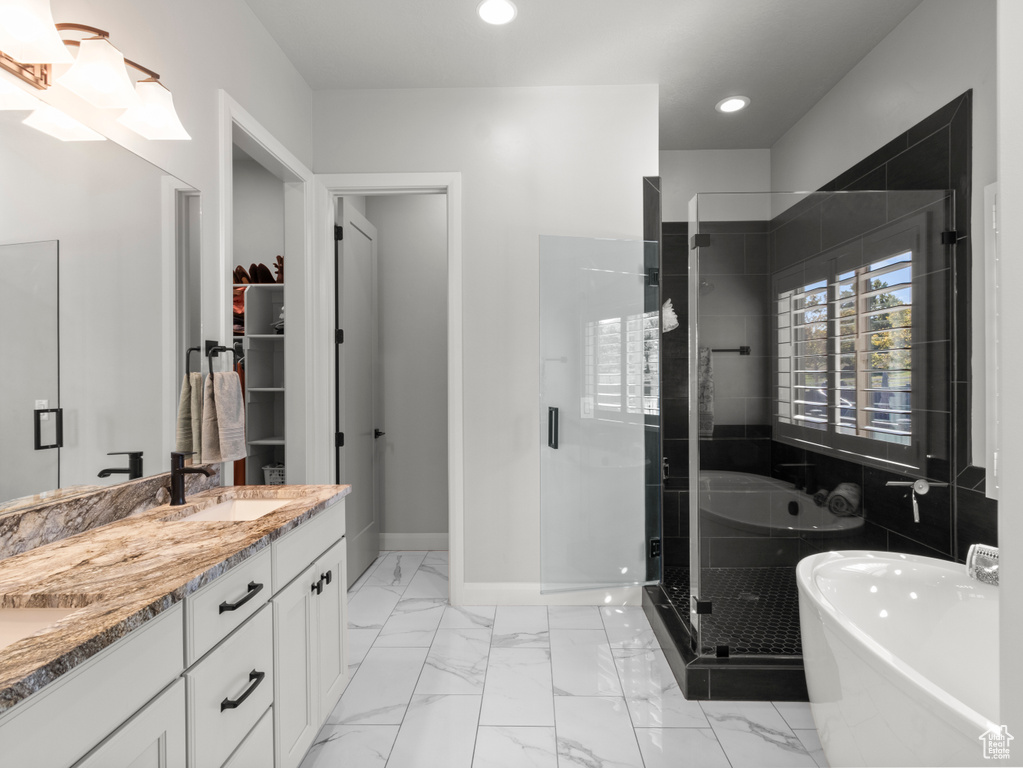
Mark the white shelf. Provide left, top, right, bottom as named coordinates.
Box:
left=248, top=436, right=285, bottom=446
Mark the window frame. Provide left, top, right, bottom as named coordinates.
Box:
left=773, top=211, right=944, bottom=473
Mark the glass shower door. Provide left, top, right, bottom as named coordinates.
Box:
left=540, top=235, right=661, bottom=593
left=0, top=240, right=60, bottom=503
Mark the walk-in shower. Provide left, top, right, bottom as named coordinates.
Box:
left=646, top=188, right=957, bottom=699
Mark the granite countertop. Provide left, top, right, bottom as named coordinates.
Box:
left=0, top=484, right=351, bottom=713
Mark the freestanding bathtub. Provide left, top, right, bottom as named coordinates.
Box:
left=797, top=550, right=1000, bottom=767
left=699, top=470, right=863, bottom=537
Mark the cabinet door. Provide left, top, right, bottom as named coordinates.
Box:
left=274, top=564, right=318, bottom=768
left=74, top=678, right=185, bottom=768
left=315, top=537, right=348, bottom=718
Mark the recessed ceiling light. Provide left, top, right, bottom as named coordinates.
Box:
left=715, top=96, right=750, bottom=114
left=478, top=0, right=517, bottom=25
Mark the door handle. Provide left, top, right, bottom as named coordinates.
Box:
left=374, top=429, right=386, bottom=439
left=548, top=407, right=559, bottom=449
left=33, top=408, right=63, bottom=450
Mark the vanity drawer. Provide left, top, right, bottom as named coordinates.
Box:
left=223, top=706, right=274, bottom=768
left=186, top=605, right=273, bottom=768
left=273, top=500, right=344, bottom=591
left=185, top=546, right=271, bottom=664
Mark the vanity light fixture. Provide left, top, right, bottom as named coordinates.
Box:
left=0, top=0, right=71, bottom=64
left=715, top=95, right=750, bottom=113
left=477, top=0, right=517, bottom=25
left=0, top=18, right=190, bottom=140
left=0, top=74, right=42, bottom=109
left=22, top=102, right=105, bottom=141
left=55, top=26, right=137, bottom=109
left=117, top=77, right=190, bottom=140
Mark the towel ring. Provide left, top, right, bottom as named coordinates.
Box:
left=207, top=345, right=238, bottom=376
left=185, top=346, right=201, bottom=374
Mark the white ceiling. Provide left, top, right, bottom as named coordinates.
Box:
left=244, top=0, right=922, bottom=150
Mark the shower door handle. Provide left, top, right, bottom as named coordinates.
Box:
left=547, top=407, right=559, bottom=449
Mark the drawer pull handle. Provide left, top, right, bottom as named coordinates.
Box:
left=322, top=570, right=332, bottom=586
left=312, top=577, right=323, bottom=596
left=219, top=581, right=264, bottom=614
left=221, top=669, right=265, bottom=712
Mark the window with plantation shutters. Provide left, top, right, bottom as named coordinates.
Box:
left=773, top=212, right=936, bottom=471
left=585, top=311, right=659, bottom=420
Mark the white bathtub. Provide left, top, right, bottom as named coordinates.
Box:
left=699, top=470, right=863, bottom=537
left=797, top=550, right=1000, bottom=767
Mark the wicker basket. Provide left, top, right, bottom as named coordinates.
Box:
left=262, top=464, right=286, bottom=485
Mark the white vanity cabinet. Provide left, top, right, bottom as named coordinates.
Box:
left=0, top=497, right=348, bottom=768
left=272, top=512, right=349, bottom=768
left=0, top=602, right=184, bottom=768
left=74, top=678, right=186, bottom=768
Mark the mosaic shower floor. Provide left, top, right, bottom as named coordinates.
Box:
left=661, top=566, right=803, bottom=656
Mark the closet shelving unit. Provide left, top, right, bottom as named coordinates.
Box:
left=235, top=282, right=285, bottom=484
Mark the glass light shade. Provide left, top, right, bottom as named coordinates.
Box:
left=56, top=37, right=136, bottom=108
left=477, top=0, right=517, bottom=25
left=117, top=79, right=190, bottom=140
left=0, top=0, right=72, bottom=63
left=23, top=103, right=105, bottom=140
left=0, top=76, right=43, bottom=109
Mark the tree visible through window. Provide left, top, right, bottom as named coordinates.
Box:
left=777, top=251, right=913, bottom=448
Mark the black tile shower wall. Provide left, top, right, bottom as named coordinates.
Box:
left=769, top=92, right=994, bottom=564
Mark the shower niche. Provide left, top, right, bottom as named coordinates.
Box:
left=645, top=188, right=958, bottom=700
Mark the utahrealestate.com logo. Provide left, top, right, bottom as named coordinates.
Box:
left=980, top=725, right=1014, bottom=760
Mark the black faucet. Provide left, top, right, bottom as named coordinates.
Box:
left=776, top=462, right=815, bottom=493
left=98, top=451, right=144, bottom=479
left=170, top=451, right=215, bottom=506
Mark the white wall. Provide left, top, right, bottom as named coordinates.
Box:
left=233, top=155, right=285, bottom=273
left=659, top=149, right=771, bottom=222
left=314, top=85, right=659, bottom=594
left=365, top=194, right=448, bottom=547
left=770, top=0, right=997, bottom=466
left=996, top=0, right=1023, bottom=741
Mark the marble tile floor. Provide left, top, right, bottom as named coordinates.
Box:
left=300, top=551, right=829, bottom=768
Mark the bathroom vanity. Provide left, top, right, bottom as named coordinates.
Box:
left=0, top=483, right=350, bottom=768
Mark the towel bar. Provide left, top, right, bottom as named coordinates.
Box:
left=711, top=346, right=751, bottom=355
left=207, top=345, right=238, bottom=375
left=185, top=346, right=201, bottom=374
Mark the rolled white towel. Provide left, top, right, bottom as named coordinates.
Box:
left=827, top=482, right=861, bottom=516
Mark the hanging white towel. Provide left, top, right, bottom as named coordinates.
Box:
left=175, top=372, right=203, bottom=462
left=201, top=372, right=247, bottom=463
left=698, top=346, right=714, bottom=437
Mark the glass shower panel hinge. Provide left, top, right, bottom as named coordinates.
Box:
left=649, top=538, right=661, bottom=558
left=691, top=596, right=712, bottom=615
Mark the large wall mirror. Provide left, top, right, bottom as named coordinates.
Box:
left=0, top=107, right=201, bottom=509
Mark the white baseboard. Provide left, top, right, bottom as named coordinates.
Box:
left=380, top=532, right=449, bottom=551
left=459, top=582, right=642, bottom=606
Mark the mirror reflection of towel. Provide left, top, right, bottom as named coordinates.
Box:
left=201, top=372, right=246, bottom=463
left=698, top=346, right=714, bottom=437
left=175, top=372, right=203, bottom=462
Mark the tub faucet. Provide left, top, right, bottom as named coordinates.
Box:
left=98, top=451, right=143, bottom=479
left=169, top=451, right=215, bottom=506
left=776, top=462, right=814, bottom=492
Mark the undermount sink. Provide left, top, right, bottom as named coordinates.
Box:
left=0, top=607, right=77, bottom=651
left=179, top=498, right=291, bottom=522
